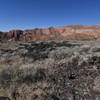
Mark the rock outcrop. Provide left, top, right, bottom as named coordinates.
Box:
left=1, top=25, right=100, bottom=41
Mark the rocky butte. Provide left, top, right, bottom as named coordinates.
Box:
left=1, top=25, right=100, bottom=41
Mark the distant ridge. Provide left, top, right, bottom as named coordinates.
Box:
left=1, top=25, right=100, bottom=41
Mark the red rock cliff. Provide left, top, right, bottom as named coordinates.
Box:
left=1, top=25, right=100, bottom=41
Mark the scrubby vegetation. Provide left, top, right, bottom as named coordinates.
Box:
left=0, top=67, right=46, bottom=86
left=0, top=40, right=100, bottom=100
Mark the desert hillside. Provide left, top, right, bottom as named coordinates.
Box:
left=0, top=40, right=100, bottom=100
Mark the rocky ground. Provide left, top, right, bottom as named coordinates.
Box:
left=0, top=39, right=100, bottom=100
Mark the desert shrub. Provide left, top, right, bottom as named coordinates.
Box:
left=0, top=67, right=46, bottom=86
left=79, top=45, right=90, bottom=53
left=48, top=47, right=72, bottom=60
left=0, top=68, right=13, bottom=86
left=91, top=46, right=100, bottom=52
left=19, top=67, right=46, bottom=83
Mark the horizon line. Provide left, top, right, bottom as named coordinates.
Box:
left=1, top=24, right=100, bottom=32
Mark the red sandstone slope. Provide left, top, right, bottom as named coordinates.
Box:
left=1, top=25, right=100, bottom=41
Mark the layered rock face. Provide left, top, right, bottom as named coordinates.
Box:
left=1, top=25, right=100, bottom=41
